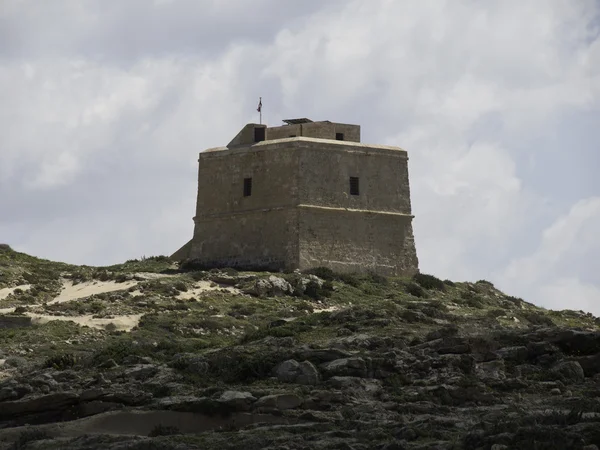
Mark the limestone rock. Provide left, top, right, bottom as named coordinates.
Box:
left=321, top=357, right=368, bottom=378
left=0, top=392, right=79, bottom=418
left=293, top=275, right=324, bottom=296
left=550, top=360, right=585, bottom=383
left=275, top=359, right=320, bottom=385
left=495, top=346, right=528, bottom=363
left=255, top=393, right=303, bottom=410
left=246, top=276, right=293, bottom=297
left=217, top=390, right=256, bottom=411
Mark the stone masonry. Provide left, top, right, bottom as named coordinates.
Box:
left=171, top=119, right=419, bottom=276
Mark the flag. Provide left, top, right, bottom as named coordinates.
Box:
left=257, top=97, right=262, bottom=113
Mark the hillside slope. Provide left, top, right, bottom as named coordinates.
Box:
left=0, top=245, right=599, bottom=449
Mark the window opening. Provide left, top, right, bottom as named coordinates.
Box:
left=243, top=177, right=252, bottom=197
left=336, top=132, right=344, bottom=141
left=350, top=177, right=359, bottom=196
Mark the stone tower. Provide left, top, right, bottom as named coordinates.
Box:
left=172, top=118, right=419, bottom=276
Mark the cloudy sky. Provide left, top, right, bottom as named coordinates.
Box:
left=1, top=0, right=599, bottom=314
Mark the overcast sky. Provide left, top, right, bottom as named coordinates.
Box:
left=1, top=0, right=599, bottom=314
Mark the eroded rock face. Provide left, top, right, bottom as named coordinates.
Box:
left=246, top=276, right=294, bottom=297
left=217, top=391, right=256, bottom=412
left=321, top=357, right=368, bottom=378
left=275, top=359, right=320, bottom=385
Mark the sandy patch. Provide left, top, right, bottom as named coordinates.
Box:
left=29, top=313, right=143, bottom=332
left=133, top=272, right=176, bottom=280
left=49, top=280, right=138, bottom=305
left=0, top=284, right=31, bottom=300
left=313, top=305, right=341, bottom=314
left=178, top=281, right=242, bottom=299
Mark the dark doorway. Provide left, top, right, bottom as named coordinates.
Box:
left=254, top=127, right=265, bottom=142
left=336, top=132, right=344, bottom=141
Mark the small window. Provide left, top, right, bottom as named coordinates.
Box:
left=289, top=134, right=296, bottom=137
left=336, top=132, right=344, bottom=141
left=254, top=127, right=265, bottom=143
left=243, top=177, right=252, bottom=197
left=349, top=177, right=359, bottom=196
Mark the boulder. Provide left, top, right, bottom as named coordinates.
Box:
left=255, top=393, right=303, bottom=410
left=293, top=275, right=324, bottom=296
left=247, top=276, right=293, bottom=297
left=171, top=353, right=209, bottom=374
left=550, top=361, right=585, bottom=383
left=275, top=359, right=320, bottom=385
left=575, top=353, right=600, bottom=377
left=476, top=360, right=506, bottom=382
left=495, top=346, right=528, bottom=363
left=321, top=357, right=368, bottom=378
left=217, top=391, right=256, bottom=411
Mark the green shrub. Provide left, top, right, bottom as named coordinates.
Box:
left=44, top=352, right=78, bottom=370
left=0, top=243, right=12, bottom=252
left=337, top=273, right=361, bottom=287
left=443, top=279, right=455, bottom=287
left=204, top=349, right=288, bottom=383
left=304, top=267, right=335, bottom=281
left=304, top=280, right=334, bottom=300
left=366, top=272, right=388, bottom=285
left=522, top=312, right=555, bottom=327
left=405, top=282, right=427, bottom=298
left=173, top=281, right=188, bottom=292
left=476, top=279, right=495, bottom=287
left=412, top=273, right=446, bottom=291
left=505, top=295, right=524, bottom=305
left=459, top=290, right=485, bottom=308
left=228, top=303, right=256, bottom=318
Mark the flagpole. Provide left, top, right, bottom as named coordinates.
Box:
left=257, top=97, right=262, bottom=124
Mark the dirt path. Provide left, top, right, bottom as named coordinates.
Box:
left=0, top=285, right=31, bottom=301
left=49, top=280, right=138, bottom=305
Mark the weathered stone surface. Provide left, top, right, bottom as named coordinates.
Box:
left=293, top=275, right=324, bottom=296
left=550, top=360, right=585, bottom=383
left=178, top=130, right=419, bottom=277
left=476, top=360, right=506, bottom=382
left=247, top=276, right=293, bottom=297
left=321, top=357, right=368, bottom=378
left=275, top=359, right=320, bottom=385
left=217, top=391, right=256, bottom=411
left=0, top=392, right=79, bottom=417
left=496, top=346, right=528, bottom=363
left=327, top=376, right=382, bottom=394
left=171, top=353, right=209, bottom=374
left=255, top=393, right=303, bottom=410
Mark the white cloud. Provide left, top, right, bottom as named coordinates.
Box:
left=497, top=197, right=600, bottom=313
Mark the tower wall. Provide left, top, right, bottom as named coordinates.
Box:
left=189, top=143, right=300, bottom=270
left=295, top=141, right=417, bottom=276
left=180, top=131, right=419, bottom=276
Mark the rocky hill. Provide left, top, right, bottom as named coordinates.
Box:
left=0, top=245, right=599, bottom=449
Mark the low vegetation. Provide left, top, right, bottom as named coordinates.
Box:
left=0, top=248, right=599, bottom=449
